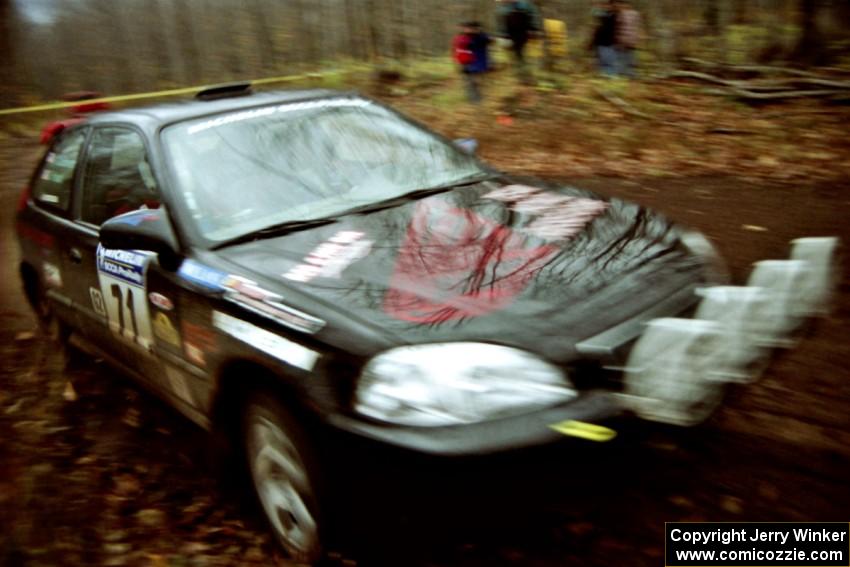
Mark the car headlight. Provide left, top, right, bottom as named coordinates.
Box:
left=354, top=343, right=576, bottom=427
left=680, top=229, right=730, bottom=284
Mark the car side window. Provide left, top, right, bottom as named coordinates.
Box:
left=32, top=129, right=87, bottom=212
left=79, top=127, right=161, bottom=226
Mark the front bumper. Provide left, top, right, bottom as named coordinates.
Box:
left=326, top=391, right=624, bottom=456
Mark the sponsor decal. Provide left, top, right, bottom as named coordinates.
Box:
left=283, top=230, right=373, bottom=283
left=221, top=275, right=281, bottom=302
left=185, top=344, right=205, bottom=367
left=213, top=311, right=318, bottom=371
left=148, top=292, right=174, bottom=311
left=177, top=260, right=228, bottom=291
left=96, top=246, right=151, bottom=287
left=181, top=321, right=217, bottom=367
left=179, top=262, right=323, bottom=335
left=227, top=294, right=325, bottom=334
left=384, top=199, right=557, bottom=323
left=89, top=288, right=107, bottom=317
left=43, top=261, right=62, bottom=288
left=164, top=365, right=194, bottom=406
left=215, top=274, right=324, bottom=334
left=483, top=184, right=609, bottom=241
left=96, top=246, right=154, bottom=349
left=153, top=312, right=181, bottom=347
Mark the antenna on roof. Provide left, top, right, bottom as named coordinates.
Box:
left=195, top=82, right=253, bottom=101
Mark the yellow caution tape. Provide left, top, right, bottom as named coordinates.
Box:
left=549, top=420, right=617, bottom=442
left=0, top=69, right=351, bottom=117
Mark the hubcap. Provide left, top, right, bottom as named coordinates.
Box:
left=248, top=414, right=319, bottom=558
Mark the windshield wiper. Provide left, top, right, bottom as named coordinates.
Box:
left=211, top=173, right=493, bottom=250
left=212, top=217, right=339, bottom=249
left=338, top=172, right=493, bottom=216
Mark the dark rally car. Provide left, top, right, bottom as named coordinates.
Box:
left=17, top=85, right=741, bottom=562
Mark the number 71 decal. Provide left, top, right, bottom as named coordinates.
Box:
left=96, top=245, right=154, bottom=350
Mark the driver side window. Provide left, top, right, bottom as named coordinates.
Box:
left=80, top=127, right=160, bottom=226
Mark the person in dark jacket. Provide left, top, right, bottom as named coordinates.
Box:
left=496, top=0, right=541, bottom=77
left=590, top=0, right=618, bottom=76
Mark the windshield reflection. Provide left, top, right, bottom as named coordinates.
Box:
left=162, top=98, right=484, bottom=242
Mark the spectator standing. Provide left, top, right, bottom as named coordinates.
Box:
left=496, top=0, right=542, bottom=78
left=468, top=22, right=492, bottom=74
left=453, top=22, right=483, bottom=103
left=589, top=0, right=618, bottom=76
left=614, top=0, right=642, bottom=78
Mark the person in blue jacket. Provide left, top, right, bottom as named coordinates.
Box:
left=468, top=22, right=492, bottom=74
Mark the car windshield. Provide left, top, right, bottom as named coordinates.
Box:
left=162, top=97, right=487, bottom=243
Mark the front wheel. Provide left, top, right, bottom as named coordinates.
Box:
left=243, top=392, right=324, bottom=564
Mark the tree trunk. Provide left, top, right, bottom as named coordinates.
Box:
left=704, top=0, right=720, bottom=34
left=794, top=0, right=820, bottom=63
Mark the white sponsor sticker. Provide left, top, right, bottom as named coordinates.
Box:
left=283, top=230, right=373, bottom=283
left=213, top=311, right=318, bottom=371
left=43, top=261, right=62, bottom=288
left=483, top=184, right=609, bottom=241
left=96, top=245, right=155, bottom=350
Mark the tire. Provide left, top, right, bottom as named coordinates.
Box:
left=242, top=392, right=324, bottom=564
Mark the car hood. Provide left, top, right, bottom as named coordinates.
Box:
left=217, top=178, right=706, bottom=362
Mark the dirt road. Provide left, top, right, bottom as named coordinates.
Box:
left=1, top=137, right=848, bottom=566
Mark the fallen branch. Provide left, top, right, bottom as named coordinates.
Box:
left=703, top=87, right=849, bottom=100
left=681, top=58, right=828, bottom=79
left=663, top=70, right=850, bottom=91
left=593, top=87, right=657, bottom=121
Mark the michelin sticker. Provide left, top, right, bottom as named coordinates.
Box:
left=96, top=245, right=155, bottom=350
left=213, top=311, right=318, bottom=371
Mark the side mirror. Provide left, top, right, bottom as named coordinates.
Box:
left=100, top=208, right=182, bottom=270
left=453, top=138, right=479, bottom=155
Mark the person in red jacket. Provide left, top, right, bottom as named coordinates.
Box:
left=453, top=22, right=482, bottom=103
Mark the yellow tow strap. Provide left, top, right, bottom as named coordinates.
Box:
left=549, top=420, right=617, bottom=442
left=0, top=69, right=352, bottom=116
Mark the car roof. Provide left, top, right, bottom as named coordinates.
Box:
left=84, top=88, right=347, bottom=131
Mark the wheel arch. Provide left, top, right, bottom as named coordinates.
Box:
left=209, top=358, right=309, bottom=448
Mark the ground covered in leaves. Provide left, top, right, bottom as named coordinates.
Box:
left=383, top=62, right=850, bottom=182
left=1, top=66, right=849, bottom=566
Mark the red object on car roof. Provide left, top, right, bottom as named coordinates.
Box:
left=40, top=91, right=111, bottom=145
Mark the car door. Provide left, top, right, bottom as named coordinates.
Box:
left=22, top=127, right=90, bottom=327
left=67, top=125, right=162, bottom=372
